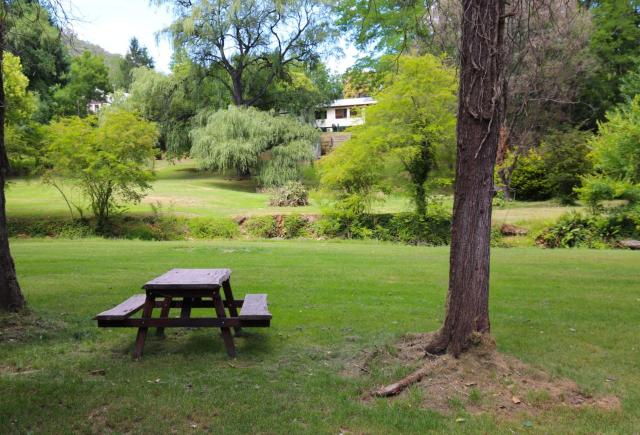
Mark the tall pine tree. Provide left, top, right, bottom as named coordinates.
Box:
left=118, top=37, right=154, bottom=90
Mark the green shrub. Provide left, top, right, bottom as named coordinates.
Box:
left=57, top=222, right=94, bottom=239
left=604, top=205, right=640, bottom=239
left=536, top=212, right=609, bottom=248
left=244, top=215, right=278, bottom=238
left=315, top=207, right=452, bottom=245
left=282, top=214, right=308, bottom=238
left=384, top=211, right=451, bottom=245
left=540, top=128, right=592, bottom=204
left=188, top=217, right=240, bottom=239
left=124, top=223, right=159, bottom=241
left=577, top=176, right=640, bottom=211
left=509, top=149, right=553, bottom=201
left=7, top=219, right=94, bottom=238
left=268, top=181, right=309, bottom=207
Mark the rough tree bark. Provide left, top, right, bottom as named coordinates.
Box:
left=426, top=0, right=505, bottom=357
left=0, top=10, right=25, bottom=311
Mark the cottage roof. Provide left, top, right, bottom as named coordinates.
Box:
left=321, top=97, right=376, bottom=108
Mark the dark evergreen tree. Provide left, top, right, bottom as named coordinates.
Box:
left=118, top=37, right=154, bottom=90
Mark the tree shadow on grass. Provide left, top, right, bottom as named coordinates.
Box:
left=155, top=167, right=211, bottom=181
left=128, top=328, right=275, bottom=359
left=203, top=179, right=259, bottom=194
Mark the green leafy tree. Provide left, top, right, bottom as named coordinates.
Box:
left=3, top=51, right=36, bottom=124
left=320, top=55, right=457, bottom=215
left=127, top=58, right=230, bottom=156
left=117, top=37, right=154, bottom=90
left=54, top=51, right=112, bottom=116
left=540, top=129, right=593, bottom=203
left=576, top=0, right=640, bottom=126
left=578, top=95, right=640, bottom=208
left=157, top=0, right=336, bottom=106
left=190, top=106, right=318, bottom=187
left=336, top=0, right=430, bottom=54
left=3, top=51, right=41, bottom=174
left=5, top=0, right=69, bottom=121
left=44, top=109, right=159, bottom=230
left=620, top=61, right=640, bottom=103
left=506, top=129, right=592, bottom=203
left=257, top=62, right=342, bottom=121
left=590, top=95, right=640, bottom=183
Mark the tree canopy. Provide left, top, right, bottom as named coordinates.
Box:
left=190, top=105, right=318, bottom=186
left=117, top=37, right=154, bottom=90
left=320, top=55, right=457, bottom=215
left=5, top=0, right=69, bottom=121
left=45, top=109, right=159, bottom=228
left=158, top=0, right=336, bottom=106
left=54, top=51, right=112, bottom=116
left=577, top=0, right=640, bottom=125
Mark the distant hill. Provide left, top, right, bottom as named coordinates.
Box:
left=63, top=31, right=123, bottom=84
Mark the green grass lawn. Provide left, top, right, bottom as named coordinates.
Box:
left=1, top=239, right=638, bottom=433
left=6, top=159, right=579, bottom=227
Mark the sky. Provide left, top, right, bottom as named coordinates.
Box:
left=69, top=0, right=359, bottom=75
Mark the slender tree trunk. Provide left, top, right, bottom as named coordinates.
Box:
left=415, top=183, right=427, bottom=216
left=231, top=72, right=244, bottom=106
left=426, top=0, right=505, bottom=357
left=0, top=11, right=26, bottom=311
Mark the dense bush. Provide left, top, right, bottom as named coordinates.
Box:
left=8, top=219, right=94, bottom=239
left=536, top=208, right=640, bottom=248
left=576, top=177, right=640, bottom=211
left=244, top=215, right=278, bottom=238
left=268, top=181, right=309, bottom=207
left=316, top=206, right=452, bottom=245
left=541, top=129, right=592, bottom=204
left=188, top=217, right=240, bottom=239
left=509, top=149, right=553, bottom=201
left=536, top=212, right=606, bottom=248
left=282, top=214, right=308, bottom=238
left=508, top=129, right=592, bottom=203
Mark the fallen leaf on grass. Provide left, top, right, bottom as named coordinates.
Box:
left=511, top=396, right=522, bottom=404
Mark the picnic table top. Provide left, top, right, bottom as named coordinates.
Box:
left=143, top=268, right=231, bottom=291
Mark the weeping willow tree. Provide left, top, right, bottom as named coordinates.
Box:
left=190, top=106, right=318, bottom=187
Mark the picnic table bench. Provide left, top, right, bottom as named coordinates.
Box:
left=94, top=269, right=271, bottom=358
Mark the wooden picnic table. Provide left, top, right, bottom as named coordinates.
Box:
left=94, top=268, right=271, bottom=359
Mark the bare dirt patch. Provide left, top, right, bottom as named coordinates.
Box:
left=0, top=311, right=66, bottom=343
left=351, top=333, right=620, bottom=418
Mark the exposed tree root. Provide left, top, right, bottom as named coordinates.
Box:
left=373, top=365, right=431, bottom=397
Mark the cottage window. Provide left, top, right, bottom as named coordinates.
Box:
left=335, top=108, right=347, bottom=119
left=350, top=107, right=360, bottom=117
left=315, top=110, right=327, bottom=120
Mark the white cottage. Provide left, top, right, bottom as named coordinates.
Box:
left=314, top=97, right=376, bottom=132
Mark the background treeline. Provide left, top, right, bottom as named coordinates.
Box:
left=4, top=0, right=640, bottom=247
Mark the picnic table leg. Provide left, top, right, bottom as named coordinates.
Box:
left=133, top=294, right=155, bottom=359
left=181, top=297, right=193, bottom=319
left=156, top=297, right=172, bottom=337
left=213, top=290, right=236, bottom=358
left=222, top=279, right=242, bottom=336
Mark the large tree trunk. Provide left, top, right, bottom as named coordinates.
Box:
left=427, top=0, right=505, bottom=357
left=0, top=13, right=26, bottom=312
